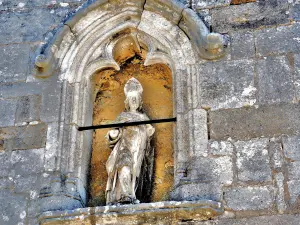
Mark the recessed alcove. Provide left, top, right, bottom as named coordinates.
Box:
left=89, top=54, right=174, bottom=206
left=34, top=0, right=226, bottom=222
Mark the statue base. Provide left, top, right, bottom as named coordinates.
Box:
left=39, top=200, right=223, bottom=224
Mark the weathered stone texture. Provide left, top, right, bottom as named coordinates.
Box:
left=224, top=186, right=274, bottom=211
left=231, top=0, right=256, bottom=5
left=0, top=8, right=74, bottom=44
left=0, top=81, right=63, bottom=123
left=0, top=152, right=11, bottom=177
left=282, top=135, right=300, bottom=160
left=0, top=178, right=13, bottom=190
left=11, top=148, right=45, bottom=176
left=235, top=139, right=272, bottom=183
left=257, top=56, right=294, bottom=104
left=192, top=0, right=231, bottom=9
left=1, top=123, right=47, bottom=151
left=288, top=180, right=300, bottom=204
left=292, top=2, right=300, bottom=21
left=211, top=1, right=290, bottom=33
left=269, top=140, right=284, bottom=171
left=295, top=54, right=300, bottom=101
left=0, top=190, right=27, bottom=225
left=194, top=214, right=300, bottom=224
left=14, top=173, right=51, bottom=194
left=0, top=0, right=83, bottom=10
left=210, top=103, right=300, bottom=140
left=275, top=172, right=287, bottom=213
left=209, top=140, right=233, bottom=156
left=255, top=23, right=300, bottom=57
left=230, top=30, right=255, bottom=60
left=44, top=122, right=59, bottom=172
left=189, top=109, right=208, bottom=157
left=16, top=95, right=41, bottom=124
left=0, top=99, right=17, bottom=127
left=172, top=182, right=223, bottom=202
left=0, top=44, right=30, bottom=83
left=189, top=156, right=233, bottom=186
left=197, top=59, right=256, bottom=110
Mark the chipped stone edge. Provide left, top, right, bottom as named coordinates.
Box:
left=39, top=200, right=223, bottom=223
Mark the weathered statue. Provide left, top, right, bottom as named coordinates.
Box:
left=105, top=78, right=155, bottom=205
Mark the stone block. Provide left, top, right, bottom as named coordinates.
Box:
left=14, top=173, right=51, bottom=194
left=172, top=182, right=223, bottom=202
left=287, top=161, right=300, bottom=180
left=211, top=1, right=290, bottom=33
left=282, top=135, right=300, bottom=160
left=2, top=123, right=47, bottom=151
left=197, top=59, right=256, bottom=110
left=0, top=152, right=11, bottom=177
left=0, top=0, right=82, bottom=10
left=235, top=138, right=272, bottom=182
left=195, top=214, right=300, bottom=225
left=269, top=140, right=284, bottom=171
left=274, top=172, right=287, bottom=213
left=224, top=186, right=274, bottom=211
left=0, top=190, right=27, bottom=225
left=15, top=95, right=41, bottom=124
left=291, top=3, right=300, bottom=21
left=255, top=23, right=300, bottom=57
left=192, top=0, right=231, bottom=10
left=188, top=109, right=208, bottom=157
left=210, top=103, right=300, bottom=140
left=257, top=56, right=294, bottom=104
left=0, top=82, right=41, bottom=99
left=0, top=44, right=30, bottom=83
left=189, top=157, right=233, bottom=186
left=0, top=8, right=73, bottom=44
left=40, top=81, right=62, bottom=123
left=45, top=122, right=59, bottom=171
left=294, top=54, right=300, bottom=101
left=11, top=148, right=45, bottom=176
left=0, top=99, right=17, bottom=127
left=288, top=180, right=300, bottom=204
left=0, top=178, right=13, bottom=190
left=230, top=30, right=255, bottom=60
left=209, top=140, right=233, bottom=156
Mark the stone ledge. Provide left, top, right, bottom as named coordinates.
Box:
left=39, top=200, right=223, bottom=224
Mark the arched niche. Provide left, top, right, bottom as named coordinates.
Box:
left=36, top=0, right=227, bottom=213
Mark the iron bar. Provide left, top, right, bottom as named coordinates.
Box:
left=77, top=117, right=177, bottom=131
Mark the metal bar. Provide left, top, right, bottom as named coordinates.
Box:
left=77, top=117, right=177, bottom=131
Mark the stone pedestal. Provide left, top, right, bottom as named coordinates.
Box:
left=39, top=200, right=223, bottom=224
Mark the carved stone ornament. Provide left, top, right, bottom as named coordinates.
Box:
left=33, top=0, right=227, bottom=78
left=105, top=78, right=155, bottom=205
left=35, top=0, right=226, bottom=221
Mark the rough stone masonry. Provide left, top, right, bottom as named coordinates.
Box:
left=0, top=0, right=300, bottom=224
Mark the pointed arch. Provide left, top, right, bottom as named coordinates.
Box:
left=36, top=0, right=227, bottom=212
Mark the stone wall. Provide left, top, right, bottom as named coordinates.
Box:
left=0, top=0, right=300, bottom=224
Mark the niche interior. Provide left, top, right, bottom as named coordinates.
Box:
left=89, top=40, right=174, bottom=206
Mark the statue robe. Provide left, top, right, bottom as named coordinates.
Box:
left=106, top=111, right=154, bottom=205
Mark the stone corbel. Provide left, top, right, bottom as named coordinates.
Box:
left=179, top=8, right=227, bottom=60
left=34, top=25, right=76, bottom=78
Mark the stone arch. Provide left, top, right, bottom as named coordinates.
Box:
left=36, top=0, right=226, bottom=212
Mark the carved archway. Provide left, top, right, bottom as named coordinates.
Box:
left=36, top=0, right=226, bottom=212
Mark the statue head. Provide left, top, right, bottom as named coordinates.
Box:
left=124, top=78, right=143, bottom=112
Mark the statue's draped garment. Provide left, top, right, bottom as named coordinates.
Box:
left=106, top=111, right=154, bottom=205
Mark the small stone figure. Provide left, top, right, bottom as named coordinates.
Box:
left=105, top=78, right=155, bottom=205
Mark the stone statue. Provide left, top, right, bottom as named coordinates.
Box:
left=105, top=78, right=155, bottom=205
